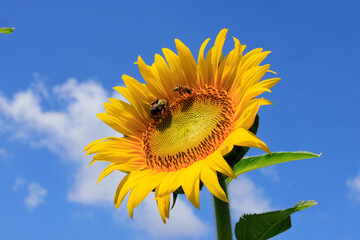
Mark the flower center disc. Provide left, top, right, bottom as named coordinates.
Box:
left=143, top=87, right=234, bottom=171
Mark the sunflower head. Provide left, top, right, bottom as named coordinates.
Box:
left=84, top=29, right=280, bottom=223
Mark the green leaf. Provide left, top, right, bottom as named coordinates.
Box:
left=235, top=200, right=317, bottom=240
left=226, top=151, right=321, bottom=185
left=0, top=27, right=15, bottom=34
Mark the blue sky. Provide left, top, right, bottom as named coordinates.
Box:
left=1, top=0, right=359, bottom=239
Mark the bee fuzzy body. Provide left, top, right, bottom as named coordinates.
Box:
left=150, top=99, right=168, bottom=118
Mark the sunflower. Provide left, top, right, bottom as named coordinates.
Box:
left=84, top=29, right=280, bottom=223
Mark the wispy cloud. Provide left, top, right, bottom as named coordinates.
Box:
left=25, top=182, right=47, bottom=210
left=0, top=78, right=208, bottom=236
left=12, top=177, right=25, bottom=191
left=0, top=78, right=115, bottom=204
left=228, top=176, right=272, bottom=219
left=260, top=166, right=280, bottom=182
left=347, top=171, right=360, bottom=201
left=0, top=147, right=10, bottom=162
left=13, top=177, right=47, bottom=210
left=114, top=195, right=209, bottom=240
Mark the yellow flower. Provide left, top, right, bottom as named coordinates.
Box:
left=84, top=29, right=280, bottom=223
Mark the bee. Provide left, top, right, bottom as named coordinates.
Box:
left=150, top=99, right=168, bottom=118
left=173, top=84, right=192, bottom=95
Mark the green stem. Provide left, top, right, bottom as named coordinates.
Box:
left=213, top=177, right=233, bottom=240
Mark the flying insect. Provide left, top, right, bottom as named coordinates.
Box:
left=173, top=84, right=192, bottom=95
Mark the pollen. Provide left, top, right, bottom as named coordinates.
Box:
left=143, top=87, right=234, bottom=171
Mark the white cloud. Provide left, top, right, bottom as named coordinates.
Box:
left=12, top=177, right=25, bottom=191
left=31, top=73, right=50, bottom=98
left=347, top=171, right=360, bottom=201
left=114, top=195, right=208, bottom=240
left=13, top=177, right=47, bottom=211
left=0, top=147, right=10, bottom=162
left=0, top=148, right=7, bottom=157
left=228, top=176, right=272, bottom=219
left=260, top=166, right=279, bottom=182
left=0, top=78, right=116, bottom=203
left=0, top=78, right=208, bottom=236
left=68, top=162, right=124, bottom=205
left=25, top=182, right=47, bottom=210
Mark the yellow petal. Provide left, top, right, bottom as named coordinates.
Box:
left=114, top=170, right=153, bottom=208
left=88, top=159, right=97, bottom=167
left=233, top=87, right=271, bottom=117
left=112, top=86, right=135, bottom=109
left=255, top=77, right=281, bottom=90
left=121, top=74, right=155, bottom=122
left=97, top=163, right=118, bottom=184
left=156, top=170, right=183, bottom=198
left=164, top=195, right=170, bottom=219
left=105, top=97, right=146, bottom=129
left=188, top=178, right=200, bottom=210
left=127, top=171, right=165, bottom=219
left=220, top=128, right=271, bottom=154
left=85, top=136, right=140, bottom=156
left=239, top=49, right=267, bottom=71
left=87, top=137, right=140, bottom=151
left=155, top=189, right=170, bottom=223
left=220, top=37, right=243, bottom=90
left=175, top=39, right=198, bottom=87
left=230, top=50, right=270, bottom=94
left=84, top=137, right=108, bottom=152
left=181, top=161, right=203, bottom=209
left=267, top=70, right=277, bottom=74
left=206, top=151, right=237, bottom=179
left=212, top=29, right=228, bottom=75
left=235, top=98, right=271, bottom=130
left=114, top=174, right=131, bottom=208
left=154, top=54, right=175, bottom=99
left=205, top=47, right=214, bottom=85
left=97, top=160, right=147, bottom=184
left=85, top=140, right=139, bottom=156
left=218, top=144, right=233, bottom=156
left=200, top=165, right=228, bottom=202
left=240, top=65, right=270, bottom=93
left=197, top=38, right=210, bottom=86
left=137, top=56, right=167, bottom=99
left=162, top=48, right=184, bottom=85
left=91, top=152, right=135, bottom=163
left=97, top=113, right=138, bottom=137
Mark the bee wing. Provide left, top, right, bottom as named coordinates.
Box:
left=150, top=99, right=159, bottom=105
